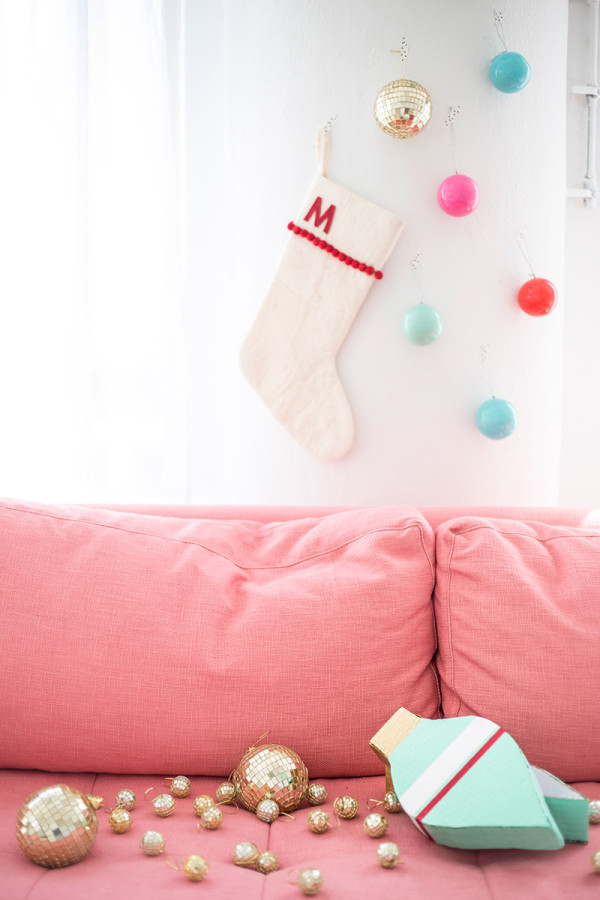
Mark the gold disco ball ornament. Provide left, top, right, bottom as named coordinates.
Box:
left=232, top=743, right=309, bottom=814
left=374, top=77, right=432, bottom=138
left=16, top=784, right=99, bottom=868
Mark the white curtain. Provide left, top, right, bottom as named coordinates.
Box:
left=0, top=0, right=187, bottom=504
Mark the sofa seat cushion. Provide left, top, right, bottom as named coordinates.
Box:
left=3, top=769, right=599, bottom=899
left=0, top=499, right=438, bottom=777
left=434, top=516, right=600, bottom=783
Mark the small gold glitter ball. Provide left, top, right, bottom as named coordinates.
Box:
left=591, top=850, right=600, bottom=873
left=200, top=806, right=223, bottom=830
left=193, top=794, right=214, bottom=816
left=140, top=830, right=165, bottom=856
left=170, top=776, right=191, bottom=798
left=16, top=784, right=99, bottom=868
left=216, top=782, right=237, bottom=805
left=307, top=784, right=327, bottom=806
left=108, top=808, right=131, bottom=833
left=307, top=809, right=330, bottom=834
left=334, top=796, right=359, bottom=819
left=152, top=794, right=176, bottom=817
left=364, top=812, right=388, bottom=838
left=115, top=789, right=136, bottom=811
left=374, top=78, right=432, bottom=139
left=377, top=841, right=401, bottom=868
left=256, top=850, right=280, bottom=874
left=383, top=791, right=402, bottom=814
left=233, top=841, right=260, bottom=868
left=589, top=800, right=600, bottom=824
left=232, top=743, right=309, bottom=813
left=297, top=868, right=322, bottom=895
left=183, top=854, right=209, bottom=882
left=256, top=797, right=280, bottom=823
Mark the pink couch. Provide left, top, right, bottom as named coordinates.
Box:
left=2, top=499, right=599, bottom=898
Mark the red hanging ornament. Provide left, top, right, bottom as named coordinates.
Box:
left=517, top=277, right=557, bottom=316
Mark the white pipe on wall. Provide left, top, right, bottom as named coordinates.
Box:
left=569, top=0, right=599, bottom=206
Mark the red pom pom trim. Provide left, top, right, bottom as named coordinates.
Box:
left=286, top=222, right=384, bottom=279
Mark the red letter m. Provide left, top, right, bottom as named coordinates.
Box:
left=304, top=196, right=336, bottom=234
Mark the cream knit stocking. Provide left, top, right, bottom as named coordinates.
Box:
left=240, top=131, right=403, bottom=460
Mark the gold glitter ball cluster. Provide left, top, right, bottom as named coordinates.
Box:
left=232, top=744, right=309, bottom=813
left=374, top=78, right=432, bottom=138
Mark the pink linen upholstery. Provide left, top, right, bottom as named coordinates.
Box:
left=3, top=770, right=598, bottom=899
left=0, top=498, right=439, bottom=777
left=434, top=516, right=600, bottom=783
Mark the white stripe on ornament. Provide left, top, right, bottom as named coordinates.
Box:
left=398, top=717, right=499, bottom=816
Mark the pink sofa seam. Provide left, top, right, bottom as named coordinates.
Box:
left=450, top=522, right=600, bottom=543
left=0, top=502, right=430, bottom=571
left=444, top=530, right=461, bottom=717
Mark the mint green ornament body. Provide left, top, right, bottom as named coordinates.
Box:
left=402, top=303, right=443, bottom=345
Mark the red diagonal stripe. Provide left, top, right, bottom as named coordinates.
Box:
left=417, top=727, right=506, bottom=823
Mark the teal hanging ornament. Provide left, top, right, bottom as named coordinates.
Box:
left=489, top=12, right=531, bottom=93
left=402, top=303, right=443, bottom=345
left=476, top=397, right=518, bottom=440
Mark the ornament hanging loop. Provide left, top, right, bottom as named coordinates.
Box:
left=391, top=38, right=409, bottom=77
left=445, top=106, right=461, bottom=175
left=493, top=9, right=508, bottom=52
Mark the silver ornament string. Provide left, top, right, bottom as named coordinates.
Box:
left=479, top=345, right=496, bottom=398
left=493, top=9, right=508, bottom=52
left=410, top=252, right=426, bottom=302
left=445, top=106, right=461, bottom=175
left=516, top=231, right=536, bottom=278
left=391, top=38, right=409, bottom=78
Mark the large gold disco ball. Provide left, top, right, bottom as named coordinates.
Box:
left=232, top=744, right=309, bottom=814
left=374, top=78, right=432, bottom=138
left=16, top=784, right=99, bottom=867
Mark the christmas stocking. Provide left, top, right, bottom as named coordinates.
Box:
left=239, top=130, right=403, bottom=461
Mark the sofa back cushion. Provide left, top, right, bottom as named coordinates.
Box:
left=434, top=516, right=600, bottom=782
left=0, top=499, right=439, bottom=777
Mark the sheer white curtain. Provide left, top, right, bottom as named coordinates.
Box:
left=0, top=0, right=187, bottom=504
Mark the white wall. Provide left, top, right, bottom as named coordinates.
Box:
left=561, top=0, right=600, bottom=507
left=185, top=0, right=568, bottom=506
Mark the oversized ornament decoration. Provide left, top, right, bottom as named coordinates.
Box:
left=517, top=277, right=557, bottom=316
left=16, top=784, right=99, bottom=868
left=232, top=742, right=309, bottom=815
left=374, top=77, right=432, bottom=138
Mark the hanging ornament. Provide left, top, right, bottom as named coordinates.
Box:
left=256, top=850, right=280, bottom=874
left=307, top=783, right=327, bottom=805
left=215, top=782, right=237, bottom=805
left=490, top=10, right=531, bottom=93
left=232, top=738, right=309, bottom=816
left=307, top=809, right=331, bottom=833
left=402, top=254, right=443, bottom=345
left=296, top=868, right=323, bottom=896
left=516, top=233, right=557, bottom=316
left=376, top=841, right=402, bottom=868
left=166, top=775, right=191, bottom=798
left=364, top=812, right=389, bottom=838
left=438, top=107, right=480, bottom=217
left=374, top=41, right=432, bottom=138
left=140, top=830, right=166, bottom=856
left=16, top=784, right=99, bottom=868
left=476, top=397, right=518, bottom=440
left=402, top=303, right=443, bottom=344
left=107, top=807, right=132, bottom=833
left=115, top=789, right=136, bottom=811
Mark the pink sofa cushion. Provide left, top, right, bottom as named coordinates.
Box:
left=434, top=516, right=600, bottom=782
left=0, top=499, right=439, bottom=777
